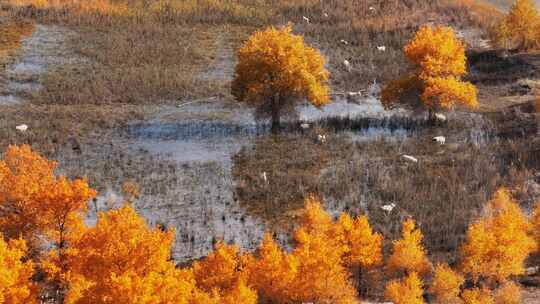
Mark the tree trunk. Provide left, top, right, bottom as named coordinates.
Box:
left=427, top=109, right=436, bottom=126
left=270, top=97, right=281, bottom=134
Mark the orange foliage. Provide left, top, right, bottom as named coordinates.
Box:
left=422, top=76, right=478, bottom=110
left=337, top=213, right=383, bottom=269
left=430, top=263, right=464, bottom=303
left=494, top=281, right=521, bottom=304
left=244, top=233, right=297, bottom=303
left=290, top=223, right=357, bottom=303
left=496, top=0, right=540, bottom=50
left=531, top=199, right=540, bottom=242
left=382, top=25, right=478, bottom=111
left=387, top=219, right=431, bottom=275
left=0, top=145, right=96, bottom=250
left=404, top=26, right=467, bottom=79
left=0, top=238, right=36, bottom=304
left=385, top=271, right=424, bottom=304
left=460, top=188, right=536, bottom=283
left=232, top=25, right=330, bottom=129
left=461, top=288, right=494, bottom=304
left=193, top=241, right=243, bottom=293
left=43, top=204, right=195, bottom=304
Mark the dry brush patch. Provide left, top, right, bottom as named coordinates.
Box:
left=0, top=104, right=143, bottom=157
left=232, top=127, right=540, bottom=264
left=33, top=23, right=226, bottom=105
left=3, top=0, right=504, bottom=99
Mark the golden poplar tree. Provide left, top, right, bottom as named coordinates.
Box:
left=461, top=188, right=536, bottom=283
left=461, top=288, right=494, bottom=304
left=244, top=233, right=297, bottom=303
left=232, top=25, right=330, bottom=132
left=0, top=145, right=96, bottom=252
left=387, top=219, right=431, bottom=275
left=430, top=263, right=464, bottom=304
left=193, top=241, right=243, bottom=293
left=0, top=238, right=36, bottom=304
left=385, top=271, right=425, bottom=304
left=337, top=213, right=383, bottom=270
left=290, top=226, right=357, bottom=304
left=382, top=25, right=478, bottom=114
left=494, top=281, right=521, bottom=304
left=285, top=196, right=357, bottom=303
left=220, top=279, right=258, bottom=304
left=530, top=199, right=540, bottom=243
left=43, top=204, right=196, bottom=304
left=496, top=0, right=540, bottom=50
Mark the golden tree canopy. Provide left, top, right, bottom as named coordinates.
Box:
left=0, top=238, right=36, bottom=304
left=385, top=271, right=425, bottom=304
left=430, top=263, right=464, bottom=304
left=232, top=25, right=330, bottom=130
left=494, top=281, right=521, bottom=304
left=0, top=145, right=96, bottom=250
left=497, top=0, right=540, bottom=50
left=244, top=233, right=298, bottom=303
left=460, top=188, right=537, bottom=283
left=405, top=25, right=467, bottom=79
left=46, top=204, right=194, bottom=304
left=387, top=219, right=431, bottom=275
left=193, top=241, right=243, bottom=293
left=336, top=213, right=383, bottom=269
left=382, top=25, right=478, bottom=111
left=461, top=287, right=494, bottom=304
left=232, top=25, right=329, bottom=107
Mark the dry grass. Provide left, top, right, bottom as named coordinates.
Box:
left=0, top=18, right=34, bottom=72
left=34, top=23, right=224, bottom=105
left=232, top=124, right=540, bottom=265
left=1, top=0, right=505, bottom=105
left=0, top=103, right=143, bottom=157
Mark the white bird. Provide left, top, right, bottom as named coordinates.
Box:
left=261, top=171, right=268, bottom=184
left=343, top=60, right=352, bottom=72
left=302, top=16, right=310, bottom=23
left=432, top=136, right=446, bottom=145
left=300, top=123, right=310, bottom=129
left=323, top=12, right=329, bottom=18
left=340, top=39, right=349, bottom=45
left=434, top=113, right=447, bottom=122
left=15, top=124, right=28, bottom=132
left=369, top=6, right=376, bottom=11
left=381, top=203, right=396, bottom=213
left=377, top=45, right=386, bottom=52
left=402, top=155, right=418, bottom=163
left=317, top=134, right=327, bottom=143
